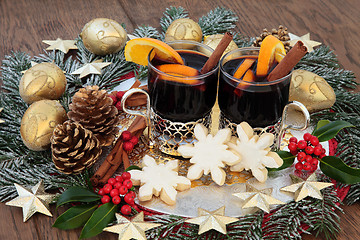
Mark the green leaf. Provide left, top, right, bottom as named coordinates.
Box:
left=53, top=204, right=98, bottom=230
left=312, top=120, right=354, bottom=142
left=268, top=151, right=295, bottom=171
left=79, top=203, right=117, bottom=239
left=314, top=120, right=330, bottom=132
left=125, top=165, right=142, bottom=172
left=320, top=156, right=360, bottom=184
left=57, top=187, right=101, bottom=208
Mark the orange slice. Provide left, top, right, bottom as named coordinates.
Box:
left=157, top=64, right=201, bottom=85
left=256, top=35, right=286, bottom=77
left=233, top=58, right=256, bottom=79
left=124, top=38, right=184, bottom=66
left=235, top=69, right=255, bottom=89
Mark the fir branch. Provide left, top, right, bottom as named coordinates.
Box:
left=134, top=65, right=148, bottom=83
left=198, top=7, right=238, bottom=36
left=160, top=6, right=189, bottom=33
left=133, top=25, right=161, bottom=39
left=227, top=211, right=263, bottom=239
left=232, top=32, right=253, bottom=48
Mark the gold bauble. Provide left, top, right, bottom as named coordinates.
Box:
left=289, top=69, right=336, bottom=113
left=80, top=18, right=127, bottom=55
left=19, top=62, right=66, bottom=104
left=165, top=18, right=203, bottom=42
left=20, top=100, right=67, bottom=151
left=203, top=34, right=238, bottom=56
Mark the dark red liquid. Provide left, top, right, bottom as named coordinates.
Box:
left=148, top=50, right=217, bottom=122
left=218, top=57, right=290, bottom=127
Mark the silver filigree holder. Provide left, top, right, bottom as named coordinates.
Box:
left=121, top=88, right=212, bottom=156
left=219, top=101, right=310, bottom=150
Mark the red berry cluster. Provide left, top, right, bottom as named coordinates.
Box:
left=288, top=133, right=326, bottom=172
left=121, top=130, right=139, bottom=152
left=98, top=172, right=139, bottom=215
left=109, top=91, right=126, bottom=112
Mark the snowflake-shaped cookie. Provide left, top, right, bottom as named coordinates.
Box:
left=128, top=155, right=191, bottom=205
left=177, top=124, right=240, bottom=186
left=228, top=122, right=283, bottom=183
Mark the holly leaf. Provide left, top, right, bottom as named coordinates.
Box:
left=320, top=156, right=360, bottom=184
left=57, top=187, right=101, bottom=208
left=79, top=203, right=117, bottom=239
left=125, top=165, right=142, bottom=172
left=268, top=151, right=296, bottom=171
left=312, top=120, right=354, bottom=142
left=53, top=204, right=98, bottom=230
left=314, top=120, right=330, bottom=131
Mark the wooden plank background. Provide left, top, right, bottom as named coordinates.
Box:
left=0, top=0, right=359, bottom=239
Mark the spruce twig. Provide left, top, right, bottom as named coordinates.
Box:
left=198, top=7, right=238, bottom=36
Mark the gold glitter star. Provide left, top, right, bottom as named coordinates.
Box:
left=0, top=108, right=4, bottom=123
left=42, top=38, right=78, bottom=54
left=185, top=206, right=238, bottom=235
left=103, top=212, right=161, bottom=240
left=233, top=183, right=285, bottom=213
left=5, top=180, right=56, bottom=222
left=280, top=173, right=333, bottom=202
left=288, top=33, right=321, bottom=52
left=71, top=60, right=112, bottom=78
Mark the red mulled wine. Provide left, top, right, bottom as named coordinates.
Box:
left=219, top=51, right=291, bottom=128
left=148, top=50, right=218, bottom=122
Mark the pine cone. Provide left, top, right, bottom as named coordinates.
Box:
left=252, top=25, right=291, bottom=52
left=68, top=85, right=120, bottom=146
left=51, top=120, right=102, bottom=174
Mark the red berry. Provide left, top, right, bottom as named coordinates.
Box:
left=298, top=140, right=307, bottom=149
left=123, top=141, right=135, bottom=152
left=98, top=188, right=105, bottom=196
left=116, top=91, right=126, bottom=100
left=108, top=178, right=116, bottom=186
left=288, top=142, right=297, bottom=152
left=123, top=179, right=133, bottom=189
left=115, top=101, right=123, bottom=111
left=119, top=185, right=128, bottom=195
left=314, top=147, right=322, bottom=156
left=310, top=136, right=320, bottom=146
left=303, top=133, right=312, bottom=141
left=122, top=172, right=131, bottom=180
left=321, top=148, right=326, bottom=154
left=303, top=162, right=311, bottom=171
left=297, top=152, right=306, bottom=162
left=130, top=136, right=139, bottom=145
left=131, top=204, right=140, bottom=212
left=315, top=144, right=322, bottom=148
left=109, top=95, right=117, bottom=105
left=320, top=153, right=326, bottom=159
left=295, top=162, right=303, bottom=170
left=305, top=146, right=314, bottom=155
left=112, top=195, right=121, bottom=205
left=289, top=137, right=298, bottom=143
left=310, top=158, right=319, bottom=166
left=310, top=164, right=318, bottom=172
left=290, top=149, right=299, bottom=156
left=115, top=176, right=123, bottom=183
left=101, top=195, right=111, bottom=204
left=121, top=205, right=132, bottom=215
left=103, top=184, right=112, bottom=194
left=110, top=188, right=120, bottom=198
left=128, top=191, right=136, bottom=198
left=305, top=155, right=313, bottom=163
left=114, top=182, right=122, bottom=189
left=121, top=131, right=132, bottom=141
left=124, top=193, right=135, bottom=204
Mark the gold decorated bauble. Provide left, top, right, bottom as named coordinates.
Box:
left=165, top=18, right=203, bottom=42
left=289, top=69, right=336, bottom=113
left=80, top=18, right=127, bottom=55
left=203, top=34, right=238, bottom=56
left=20, top=100, right=67, bottom=151
left=19, top=62, right=66, bottom=104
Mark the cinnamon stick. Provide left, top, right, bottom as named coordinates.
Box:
left=91, top=116, right=147, bottom=186
left=267, top=41, right=307, bottom=82
left=200, top=32, right=233, bottom=74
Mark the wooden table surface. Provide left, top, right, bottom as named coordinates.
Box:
left=0, top=0, right=359, bottom=239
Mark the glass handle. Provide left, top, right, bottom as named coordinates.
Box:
left=120, top=88, right=154, bottom=147
left=276, top=101, right=310, bottom=150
